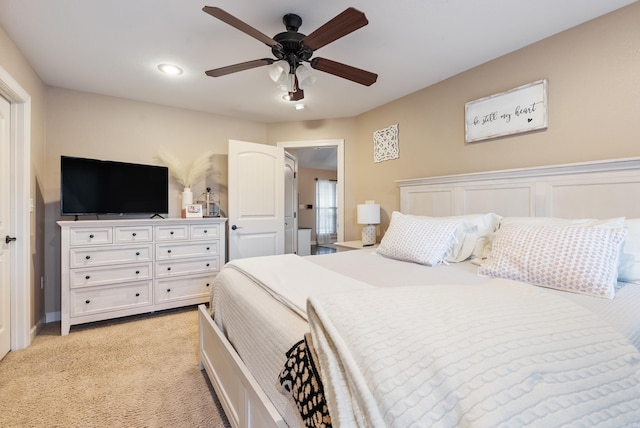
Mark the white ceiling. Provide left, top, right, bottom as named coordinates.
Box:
left=0, top=0, right=635, bottom=123
left=295, top=147, right=338, bottom=171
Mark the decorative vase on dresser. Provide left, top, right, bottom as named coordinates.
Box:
left=58, top=217, right=226, bottom=335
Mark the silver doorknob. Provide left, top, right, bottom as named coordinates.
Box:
left=5, top=235, right=17, bottom=244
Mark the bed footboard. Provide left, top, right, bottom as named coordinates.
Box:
left=198, top=304, right=287, bottom=428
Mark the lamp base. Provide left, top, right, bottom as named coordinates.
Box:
left=361, top=224, right=376, bottom=246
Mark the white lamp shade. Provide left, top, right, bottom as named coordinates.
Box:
left=295, top=64, right=316, bottom=90
left=276, top=73, right=296, bottom=93
left=268, top=60, right=289, bottom=84
left=357, top=203, right=380, bottom=225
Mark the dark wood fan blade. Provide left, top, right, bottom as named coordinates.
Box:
left=310, top=58, right=377, bottom=86
left=303, top=7, right=368, bottom=51
left=205, top=59, right=274, bottom=77
left=203, top=6, right=282, bottom=49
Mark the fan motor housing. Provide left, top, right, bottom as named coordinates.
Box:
left=271, top=13, right=313, bottom=62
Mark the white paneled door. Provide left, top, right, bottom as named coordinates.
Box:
left=0, top=95, right=11, bottom=360
left=228, top=140, right=285, bottom=260
left=284, top=152, right=297, bottom=254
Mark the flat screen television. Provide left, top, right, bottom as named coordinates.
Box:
left=61, top=156, right=169, bottom=217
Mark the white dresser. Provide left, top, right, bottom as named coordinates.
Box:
left=58, top=218, right=226, bottom=335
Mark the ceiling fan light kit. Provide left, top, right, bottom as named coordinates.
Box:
left=203, top=6, right=377, bottom=101
left=268, top=60, right=289, bottom=84
left=295, top=64, right=316, bottom=90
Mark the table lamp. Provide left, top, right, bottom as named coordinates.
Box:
left=357, top=201, right=380, bottom=246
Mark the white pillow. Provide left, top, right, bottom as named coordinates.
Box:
left=478, top=223, right=626, bottom=299
left=377, top=211, right=469, bottom=266
left=446, top=213, right=501, bottom=262
left=618, top=219, right=640, bottom=283
left=498, top=216, right=625, bottom=228
left=481, top=216, right=626, bottom=260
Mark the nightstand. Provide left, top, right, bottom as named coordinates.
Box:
left=334, top=240, right=378, bottom=252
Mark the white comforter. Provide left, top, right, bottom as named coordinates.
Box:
left=307, top=279, right=640, bottom=427
left=225, top=254, right=372, bottom=320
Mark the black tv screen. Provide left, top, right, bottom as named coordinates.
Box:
left=61, top=156, right=169, bottom=216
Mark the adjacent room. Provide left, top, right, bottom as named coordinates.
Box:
left=1, top=0, right=640, bottom=426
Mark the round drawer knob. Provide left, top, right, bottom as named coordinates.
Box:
left=135, top=252, right=140, bottom=256
left=166, top=288, right=171, bottom=293
left=204, top=230, right=208, bottom=234
left=132, top=232, right=137, bottom=237
left=89, top=234, right=94, bottom=239
left=206, top=247, right=210, bottom=251
left=135, top=270, right=140, bottom=275
left=85, top=255, right=91, bottom=260
left=85, top=300, right=91, bottom=304
left=167, top=250, right=172, bottom=253
left=167, top=267, right=171, bottom=271
left=206, top=263, right=210, bottom=267
left=135, top=293, right=140, bottom=297
left=206, top=283, right=210, bottom=287
left=170, top=231, right=174, bottom=235
left=85, top=275, right=90, bottom=280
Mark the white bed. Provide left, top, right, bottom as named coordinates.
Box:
left=199, top=157, right=640, bottom=428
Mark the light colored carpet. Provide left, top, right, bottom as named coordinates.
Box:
left=0, top=306, right=231, bottom=428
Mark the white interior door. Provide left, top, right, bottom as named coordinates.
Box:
left=0, top=95, right=11, bottom=360
left=228, top=140, right=284, bottom=260
left=284, top=152, right=297, bottom=254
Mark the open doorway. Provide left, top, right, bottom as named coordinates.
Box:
left=277, top=139, right=344, bottom=254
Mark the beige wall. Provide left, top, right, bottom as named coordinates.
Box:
left=44, top=87, right=267, bottom=315
left=3, top=1, right=640, bottom=324
left=0, top=25, right=47, bottom=330
left=270, top=2, right=640, bottom=241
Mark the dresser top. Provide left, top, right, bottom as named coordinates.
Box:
left=58, top=217, right=227, bottom=228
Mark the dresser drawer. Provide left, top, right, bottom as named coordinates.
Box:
left=70, top=244, right=152, bottom=268
left=155, top=274, right=215, bottom=303
left=155, top=224, right=189, bottom=241
left=155, top=241, right=220, bottom=260
left=114, top=225, right=153, bottom=243
left=70, top=263, right=152, bottom=288
left=69, top=227, right=113, bottom=246
left=155, top=257, right=220, bottom=277
left=70, top=281, right=153, bottom=316
left=190, top=223, right=221, bottom=240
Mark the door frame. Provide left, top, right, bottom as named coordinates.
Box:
left=0, top=66, right=32, bottom=350
left=277, top=139, right=344, bottom=243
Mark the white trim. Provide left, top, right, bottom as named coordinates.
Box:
left=277, top=139, right=345, bottom=242
left=0, top=66, right=32, bottom=350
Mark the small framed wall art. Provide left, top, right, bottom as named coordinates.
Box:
left=465, top=79, right=548, bottom=143
left=373, top=123, right=399, bottom=163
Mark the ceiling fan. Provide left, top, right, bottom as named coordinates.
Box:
left=202, top=6, right=378, bottom=101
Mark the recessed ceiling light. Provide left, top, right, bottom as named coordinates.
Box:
left=158, top=64, right=183, bottom=75
left=295, top=103, right=305, bottom=111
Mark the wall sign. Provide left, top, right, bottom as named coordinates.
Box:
left=465, top=79, right=548, bottom=143
left=373, top=123, right=399, bottom=163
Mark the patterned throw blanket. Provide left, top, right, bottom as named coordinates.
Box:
left=301, top=280, right=640, bottom=427
left=279, top=333, right=332, bottom=428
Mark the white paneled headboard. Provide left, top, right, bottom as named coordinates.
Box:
left=397, top=157, right=640, bottom=219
